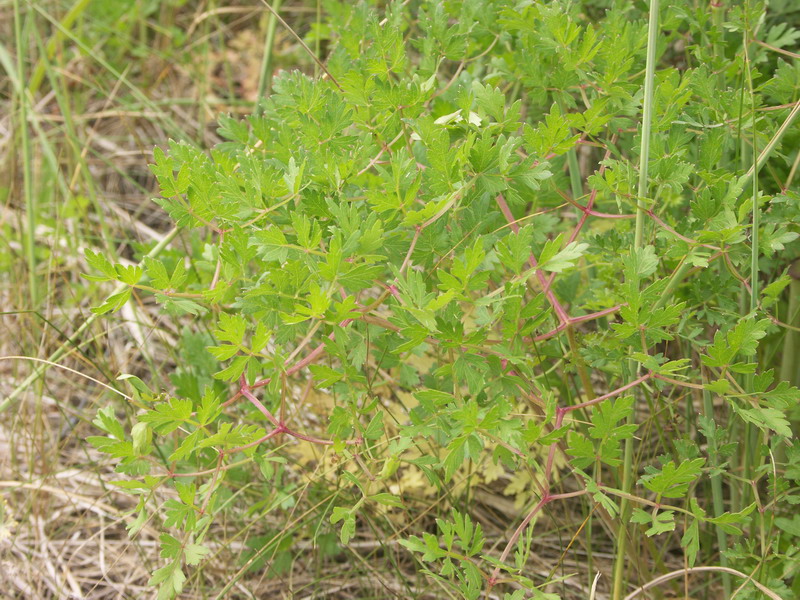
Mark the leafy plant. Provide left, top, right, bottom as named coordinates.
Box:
left=83, top=1, right=800, bottom=598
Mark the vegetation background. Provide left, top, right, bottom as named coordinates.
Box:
left=1, top=1, right=799, bottom=599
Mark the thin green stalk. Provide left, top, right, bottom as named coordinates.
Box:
left=742, top=19, right=760, bottom=509
left=747, top=83, right=759, bottom=313
left=773, top=274, right=800, bottom=490
left=0, top=228, right=180, bottom=414
left=566, top=148, right=583, bottom=203
left=612, top=2, right=659, bottom=599
left=632, top=13, right=658, bottom=249
left=651, top=259, right=691, bottom=312
left=257, top=0, right=283, bottom=99
left=739, top=100, right=800, bottom=194
left=702, top=384, right=731, bottom=597
left=198, top=0, right=213, bottom=137
left=557, top=93, right=584, bottom=208
left=720, top=46, right=800, bottom=513
left=779, top=276, right=800, bottom=387
left=712, top=3, right=725, bottom=89
left=14, top=0, right=37, bottom=307
left=315, top=0, right=321, bottom=78
left=586, top=461, right=599, bottom=588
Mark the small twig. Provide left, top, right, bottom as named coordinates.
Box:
left=399, top=226, right=421, bottom=274
left=652, top=372, right=705, bottom=390
left=486, top=496, right=548, bottom=592
left=209, top=232, right=225, bottom=290
left=532, top=304, right=624, bottom=342
left=568, top=373, right=651, bottom=414
left=623, top=566, right=782, bottom=600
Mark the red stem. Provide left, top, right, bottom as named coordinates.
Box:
left=251, top=317, right=355, bottom=390
left=487, top=496, right=549, bottom=590
left=240, top=384, right=280, bottom=427
left=545, top=136, right=617, bottom=289
left=571, top=304, right=624, bottom=323
left=532, top=304, right=624, bottom=342
left=284, top=427, right=362, bottom=446
left=239, top=377, right=363, bottom=448
left=224, top=426, right=284, bottom=455
left=487, top=371, right=652, bottom=594
left=533, top=321, right=570, bottom=342
left=567, top=372, right=652, bottom=414
left=495, top=193, right=571, bottom=324
left=543, top=408, right=567, bottom=483
left=556, top=175, right=720, bottom=251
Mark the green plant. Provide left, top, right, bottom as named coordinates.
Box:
left=80, top=1, right=800, bottom=598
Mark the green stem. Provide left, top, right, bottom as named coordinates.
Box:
left=612, top=2, right=659, bottom=599
left=702, top=383, right=731, bottom=597
left=315, top=0, right=321, bottom=78
left=712, top=3, right=725, bottom=89
left=779, top=276, right=800, bottom=387
left=257, top=0, right=283, bottom=99
left=557, top=93, right=584, bottom=210
left=742, top=18, right=761, bottom=509
left=14, top=0, right=36, bottom=307
left=566, top=145, right=583, bottom=204
left=633, top=8, right=659, bottom=249
left=741, top=100, right=800, bottom=193
left=652, top=259, right=691, bottom=312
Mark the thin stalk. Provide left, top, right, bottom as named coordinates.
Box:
left=746, top=67, right=760, bottom=315
left=702, top=383, right=731, bottom=597
left=14, top=0, right=36, bottom=307
left=258, top=0, right=341, bottom=90
left=0, top=228, right=180, bottom=414
left=716, top=44, right=800, bottom=513
left=622, top=566, right=783, bottom=600
left=632, top=7, right=658, bottom=250
left=565, top=147, right=583, bottom=205
left=740, top=100, right=800, bottom=192
left=586, top=461, right=598, bottom=588
left=197, top=0, right=213, bottom=137
left=712, top=3, right=725, bottom=89
left=742, top=19, right=760, bottom=509
left=314, top=0, right=321, bottom=78
left=779, top=276, right=800, bottom=387
left=613, top=364, right=637, bottom=600
left=257, top=0, right=283, bottom=99
left=612, top=2, right=659, bottom=599
left=556, top=95, right=585, bottom=213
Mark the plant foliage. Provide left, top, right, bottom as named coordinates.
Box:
left=84, top=1, right=800, bottom=598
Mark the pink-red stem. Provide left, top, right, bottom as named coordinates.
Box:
left=488, top=371, right=652, bottom=592
left=495, top=193, right=571, bottom=324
